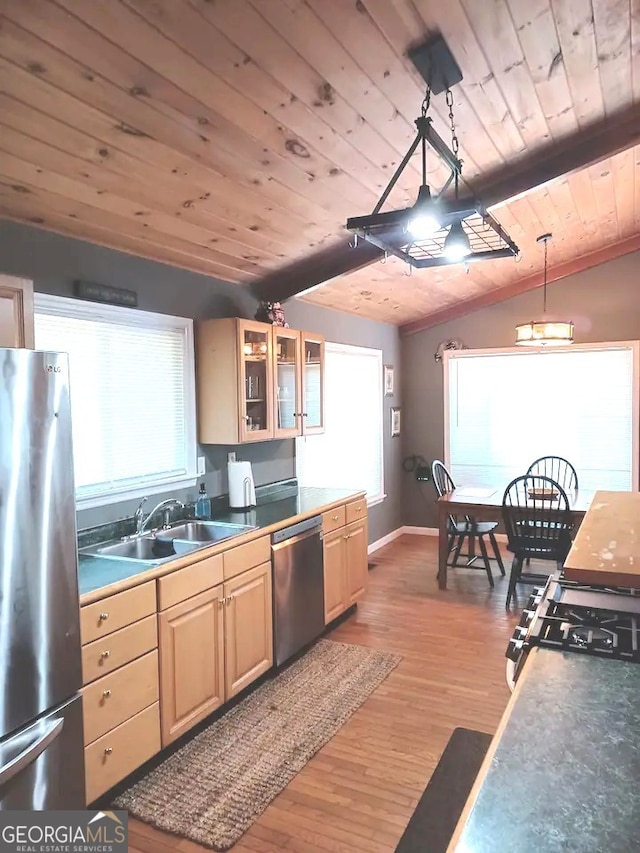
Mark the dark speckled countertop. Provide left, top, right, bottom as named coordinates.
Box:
left=452, top=649, right=640, bottom=853
left=78, top=486, right=362, bottom=597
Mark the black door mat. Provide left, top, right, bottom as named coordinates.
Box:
left=395, top=727, right=492, bottom=853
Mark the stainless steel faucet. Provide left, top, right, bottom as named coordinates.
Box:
left=135, top=498, right=185, bottom=534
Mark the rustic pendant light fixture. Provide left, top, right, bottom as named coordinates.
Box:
left=345, top=36, right=518, bottom=269
left=515, top=234, right=574, bottom=347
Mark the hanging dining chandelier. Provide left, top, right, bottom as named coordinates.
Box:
left=515, top=234, right=574, bottom=347
left=345, top=36, right=519, bottom=269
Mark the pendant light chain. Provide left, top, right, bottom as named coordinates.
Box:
left=446, top=89, right=460, bottom=162
left=421, top=82, right=432, bottom=117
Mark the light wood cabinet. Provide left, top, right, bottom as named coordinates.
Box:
left=323, top=528, right=347, bottom=624
left=84, top=703, right=160, bottom=804
left=273, top=328, right=325, bottom=438
left=157, top=554, right=273, bottom=743
left=196, top=317, right=324, bottom=444
left=82, top=651, right=159, bottom=746
left=323, top=502, right=369, bottom=625
left=345, top=520, right=369, bottom=606
left=224, top=561, right=273, bottom=698
left=159, top=585, right=225, bottom=746
left=0, top=274, right=34, bottom=348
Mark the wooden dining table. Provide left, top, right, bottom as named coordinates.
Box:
left=436, top=486, right=596, bottom=589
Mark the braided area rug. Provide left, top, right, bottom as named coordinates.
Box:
left=114, top=639, right=401, bottom=850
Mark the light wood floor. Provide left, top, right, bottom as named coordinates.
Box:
left=129, top=534, right=518, bottom=853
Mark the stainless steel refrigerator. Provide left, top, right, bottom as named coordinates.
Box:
left=0, top=348, right=85, bottom=809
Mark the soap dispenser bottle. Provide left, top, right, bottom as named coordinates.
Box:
left=195, top=483, right=211, bottom=519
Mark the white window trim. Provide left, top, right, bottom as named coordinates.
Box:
left=443, top=341, right=640, bottom=491
left=297, top=341, right=385, bottom=507
left=34, top=294, right=198, bottom=509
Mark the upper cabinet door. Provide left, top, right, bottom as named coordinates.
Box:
left=301, top=333, right=324, bottom=435
left=0, top=275, right=34, bottom=348
left=238, top=320, right=274, bottom=443
left=273, top=327, right=302, bottom=439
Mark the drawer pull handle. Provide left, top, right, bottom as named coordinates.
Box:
left=102, top=690, right=112, bottom=698
left=104, top=747, right=113, bottom=755
left=100, top=651, right=111, bottom=660
left=356, top=507, right=363, bottom=512
left=99, top=613, right=109, bottom=621
left=331, top=515, right=339, bottom=521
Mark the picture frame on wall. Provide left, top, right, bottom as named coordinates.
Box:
left=391, top=407, right=401, bottom=438
left=383, top=364, right=395, bottom=396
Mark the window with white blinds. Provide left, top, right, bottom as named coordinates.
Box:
left=445, top=343, right=639, bottom=492
left=34, top=294, right=197, bottom=507
left=296, top=342, right=385, bottom=505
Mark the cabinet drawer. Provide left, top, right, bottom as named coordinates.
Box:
left=84, top=703, right=160, bottom=803
left=322, top=505, right=346, bottom=533
left=223, top=535, right=271, bottom=580
left=157, top=553, right=224, bottom=610
left=82, top=650, right=159, bottom=745
left=82, top=614, right=157, bottom=685
left=346, top=498, right=367, bottom=525
left=81, top=581, right=156, bottom=644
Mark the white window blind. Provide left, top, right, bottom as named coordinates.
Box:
left=34, top=295, right=197, bottom=507
left=296, top=342, right=384, bottom=504
left=446, top=343, right=639, bottom=492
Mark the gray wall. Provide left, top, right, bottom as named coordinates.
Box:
left=402, top=249, right=640, bottom=527
left=0, top=220, right=401, bottom=542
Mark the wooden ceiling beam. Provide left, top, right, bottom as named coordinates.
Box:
left=400, top=233, right=640, bottom=336
left=253, top=105, right=640, bottom=304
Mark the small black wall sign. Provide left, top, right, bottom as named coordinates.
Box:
left=74, top=279, right=138, bottom=307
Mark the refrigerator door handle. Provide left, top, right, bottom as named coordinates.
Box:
left=0, top=718, right=64, bottom=788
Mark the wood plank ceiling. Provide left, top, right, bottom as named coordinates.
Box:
left=0, top=0, right=638, bottom=328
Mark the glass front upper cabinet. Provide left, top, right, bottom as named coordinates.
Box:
left=273, top=328, right=301, bottom=438
left=239, top=320, right=272, bottom=442
left=301, top=333, right=324, bottom=434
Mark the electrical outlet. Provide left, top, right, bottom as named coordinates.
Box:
left=197, top=456, right=206, bottom=475
left=228, top=451, right=236, bottom=463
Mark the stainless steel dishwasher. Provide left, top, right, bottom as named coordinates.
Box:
left=272, top=515, right=324, bottom=667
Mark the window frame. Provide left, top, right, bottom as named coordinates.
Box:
left=34, top=293, right=198, bottom=509
left=296, top=340, right=386, bottom=507
left=443, top=341, right=640, bottom=491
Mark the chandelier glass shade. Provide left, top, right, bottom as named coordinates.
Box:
left=515, top=233, right=574, bottom=347
left=514, top=320, right=575, bottom=347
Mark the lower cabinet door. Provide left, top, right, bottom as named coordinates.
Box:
left=159, top=585, right=225, bottom=746
left=323, top=527, right=346, bottom=624
left=224, top=562, right=273, bottom=699
left=345, top=519, right=368, bottom=606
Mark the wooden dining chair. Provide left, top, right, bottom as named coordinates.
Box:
left=502, top=474, right=573, bottom=608
left=526, top=456, right=578, bottom=491
left=431, top=460, right=505, bottom=587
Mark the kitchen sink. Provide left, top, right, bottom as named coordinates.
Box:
left=84, top=535, right=200, bottom=563
left=157, top=520, right=256, bottom=544
left=81, top=520, right=256, bottom=564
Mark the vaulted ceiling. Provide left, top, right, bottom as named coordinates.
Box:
left=0, top=0, right=638, bottom=331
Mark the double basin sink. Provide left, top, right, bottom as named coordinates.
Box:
left=82, top=520, right=257, bottom=565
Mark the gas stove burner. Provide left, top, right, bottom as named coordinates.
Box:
left=570, top=625, right=616, bottom=648
left=567, top=608, right=619, bottom=625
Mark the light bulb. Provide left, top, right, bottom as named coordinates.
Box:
left=407, top=212, right=440, bottom=239
left=443, top=220, right=471, bottom=260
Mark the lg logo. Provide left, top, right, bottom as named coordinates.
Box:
left=45, top=364, right=62, bottom=373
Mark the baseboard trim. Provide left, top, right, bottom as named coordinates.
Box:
left=402, top=525, right=438, bottom=536
left=369, top=526, right=508, bottom=553
left=368, top=527, right=404, bottom=555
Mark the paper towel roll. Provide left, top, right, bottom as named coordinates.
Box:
left=228, top=460, right=256, bottom=509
